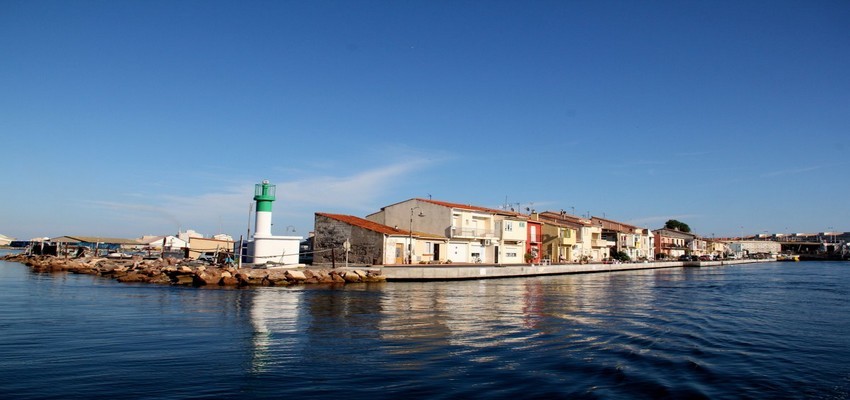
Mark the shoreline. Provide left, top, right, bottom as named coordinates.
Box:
left=378, top=259, right=772, bottom=281
left=1, top=253, right=385, bottom=286
left=3, top=252, right=776, bottom=286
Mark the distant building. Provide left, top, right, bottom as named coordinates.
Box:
left=591, top=216, right=653, bottom=261
left=727, top=240, right=781, bottom=258
left=213, top=233, right=234, bottom=242
left=188, top=237, right=235, bottom=260
left=138, top=235, right=187, bottom=251
left=178, top=229, right=204, bottom=243
left=0, top=234, right=13, bottom=246
left=653, top=228, right=695, bottom=259
left=51, top=236, right=142, bottom=256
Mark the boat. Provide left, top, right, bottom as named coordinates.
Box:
left=105, top=252, right=133, bottom=259
left=777, top=254, right=800, bottom=262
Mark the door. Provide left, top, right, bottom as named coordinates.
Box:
left=434, top=243, right=441, bottom=261
left=448, top=242, right=467, bottom=263
left=395, top=243, right=404, bottom=264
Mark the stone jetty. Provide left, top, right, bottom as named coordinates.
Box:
left=1, top=254, right=385, bottom=287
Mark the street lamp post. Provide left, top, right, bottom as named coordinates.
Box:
left=409, top=206, right=424, bottom=264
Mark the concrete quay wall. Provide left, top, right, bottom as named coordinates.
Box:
left=379, top=259, right=770, bottom=281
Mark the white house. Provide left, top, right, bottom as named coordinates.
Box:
left=138, top=235, right=187, bottom=250
left=367, top=198, right=523, bottom=264
left=0, top=234, right=14, bottom=246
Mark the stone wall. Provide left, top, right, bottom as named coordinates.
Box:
left=2, top=253, right=385, bottom=286
left=313, top=214, right=385, bottom=266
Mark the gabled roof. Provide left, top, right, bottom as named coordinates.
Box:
left=591, top=216, right=641, bottom=233
left=652, top=228, right=697, bottom=240
left=416, top=198, right=522, bottom=217
left=316, top=213, right=446, bottom=239
left=532, top=216, right=571, bottom=228
left=538, top=211, right=594, bottom=226
left=139, top=235, right=183, bottom=245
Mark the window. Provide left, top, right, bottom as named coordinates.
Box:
left=505, top=221, right=513, bottom=231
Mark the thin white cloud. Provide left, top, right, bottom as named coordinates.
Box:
left=77, top=156, right=442, bottom=237
left=92, top=157, right=434, bottom=226
left=88, top=200, right=183, bottom=226
left=674, top=151, right=712, bottom=157
left=760, top=165, right=822, bottom=178
left=276, top=157, right=433, bottom=210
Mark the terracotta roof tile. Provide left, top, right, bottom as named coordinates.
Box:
left=591, top=216, right=640, bottom=232
left=316, top=213, right=446, bottom=239
left=416, top=198, right=521, bottom=217
left=538, top=211, right=593, bottom=226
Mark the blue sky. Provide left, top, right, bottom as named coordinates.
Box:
left=2, top=0, right=848, bottom=240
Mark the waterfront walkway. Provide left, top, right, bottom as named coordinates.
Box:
left=377, top=259, right=770, bottom=281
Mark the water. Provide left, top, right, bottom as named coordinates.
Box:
left=1, top=253, right=848, bottom=399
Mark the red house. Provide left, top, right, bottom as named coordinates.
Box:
left=526, top=219, right=543, bottom=263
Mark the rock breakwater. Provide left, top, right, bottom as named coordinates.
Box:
left=1, top=254, right=385, bottom=287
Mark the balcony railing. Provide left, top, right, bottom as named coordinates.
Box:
left=592, top=239, right=615, bottom=247
left=560, top=237, right=576, bottom=246
left=451, top=227, right=493, bottom=238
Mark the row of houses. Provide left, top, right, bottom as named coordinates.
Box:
left=311, top=198, right=729, bottom=266
left=310, top=198, right=813, bottom=267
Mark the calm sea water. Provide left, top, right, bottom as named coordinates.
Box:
left=1, top=251, right=848, bottom=399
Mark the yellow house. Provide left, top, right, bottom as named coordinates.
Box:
left=533, top=214, right=576, bottom=263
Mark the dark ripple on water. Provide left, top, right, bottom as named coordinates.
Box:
left=1, top=258, right=849, bottom=399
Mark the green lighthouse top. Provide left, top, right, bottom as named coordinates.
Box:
left=254, top=180, right=276, bottom=203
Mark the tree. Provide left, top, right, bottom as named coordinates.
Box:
left=665, top=219, right=691, bottom=233
left=612, top=250, right=631, bottom=262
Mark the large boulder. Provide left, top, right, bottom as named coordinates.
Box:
left=312, top=270, right=333, bottom=283
left=362, top=270, right=387, bottom=283
left=342, top=272, right=362, bottom=283
left=220, top=276, right=240, bottom=286
left=265, top=270, right=289, bottom=285
left=328, top=271, right=346, bottom=283
left=284, top=270, right=307, bottom=282
left=236, top=269, right=267, bottom=286
left=172, top=275, right=195, bottom=286
left=194, top=268, right=223, bottom=286
left=148, top=274, right=173, bottom=285
left=117, top=272, right=151, bottom=283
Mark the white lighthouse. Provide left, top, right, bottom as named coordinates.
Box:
left=247, top=180, right=302, bottom=266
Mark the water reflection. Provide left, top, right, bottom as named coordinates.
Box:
left=4, top=259, right=850, bottom=398
left=241, top=270, right=679, bottom=368
left=249, top=287, right=305, bottom=372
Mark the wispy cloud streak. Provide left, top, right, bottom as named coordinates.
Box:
left=760, top=165, right=822, bottom=178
